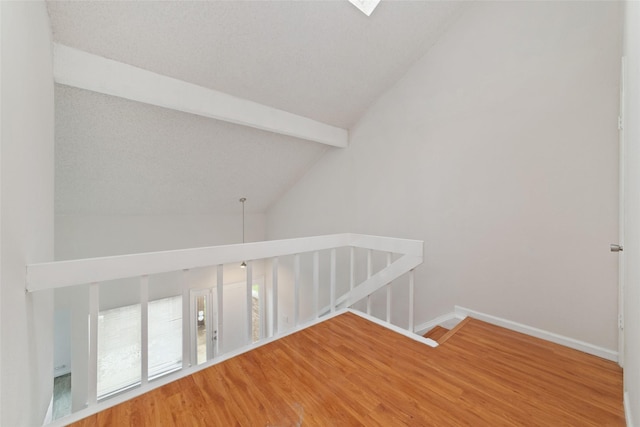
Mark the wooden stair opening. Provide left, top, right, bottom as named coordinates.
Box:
left=423, top=325, right=449, bottom=341
left=423, top=317, right=472, bottom=344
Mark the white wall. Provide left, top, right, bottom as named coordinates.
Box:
left=0, top=1, right=55, bottom=425
left=56, top=213, right=265, bottom=260
left=267, top=1, right=622, bottom=351
left=623, top=1, right=640, bottom=424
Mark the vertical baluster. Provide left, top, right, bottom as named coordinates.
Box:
left=386, top=252, right=392, bottom=323
left=258, top=269, right=265, bottom=341
left=313, top=251, right=320, bottom=318
left=207, top=290, right=215, bottom=361
left=349, top=247, right=355, bottom=292
left=409, top=269, right=415, bottom=332
left=294, top=254, right=300, bottom=326
left=272, top=257, right=279, bottom=336
left=330, top=249, right=336, bottom=312
left=189, top=293, right=196, bottom=366
left=366, top=249, right=373, bottom=314
left=216, top=265, right=224, bottom=356
left=140, top=275, right=149, bottom=385
left=182, top=269, right=191, bottom=368
left=88, top=282, right=99, bottom=405
left=246, top=261, right=253, bottom=345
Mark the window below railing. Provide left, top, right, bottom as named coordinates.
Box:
left=96, top=295, right=182, bottom=398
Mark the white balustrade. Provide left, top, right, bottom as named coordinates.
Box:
left=271, top=257, right=279, bottom=336
left=245, top=261, right=253, bottom=345
left=216, top=265, right=223, bottom=355
left=386, top=252, right=392, bottom=323
left=87, top=283, right=99, bottom=406
left=366, top=249, right=372, bottom=314
left=330, top=248, right=337, bottom=313
left=294, top=254, right=300, bottom=327
left=313, top=251, right=320, bottom=318
left=182, top=269, right=191, bottom=368
left=140, top=275, right=149, bottom=386
left=28, top=233, right=423, bottom=426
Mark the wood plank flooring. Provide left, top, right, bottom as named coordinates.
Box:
left=71, top=312, right=624, bottom=426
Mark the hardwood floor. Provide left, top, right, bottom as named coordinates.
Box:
left=71, top=312, right=624, bottom=426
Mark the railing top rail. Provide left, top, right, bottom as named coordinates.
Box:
left=349, top=234, right=423, bottom=256
left=26, top=233, right=423, bottom=292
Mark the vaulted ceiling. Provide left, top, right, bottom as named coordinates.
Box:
left=49, top=0, right=467, bottom=215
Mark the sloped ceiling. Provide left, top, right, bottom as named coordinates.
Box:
left=55, top=85, right=327, bottom=215
left=49, top=0, right=467, bottom=215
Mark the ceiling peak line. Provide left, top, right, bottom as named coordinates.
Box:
left=52, top=43, right=349, bottom=148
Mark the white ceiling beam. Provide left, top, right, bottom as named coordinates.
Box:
left=53, top=43, right=348, bottom=148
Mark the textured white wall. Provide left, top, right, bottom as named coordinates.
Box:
left=56, top=213, right=265, bottom=260
left=1, top=2, right=55, bottom=425
left=267, top=1, right=622, bottom=351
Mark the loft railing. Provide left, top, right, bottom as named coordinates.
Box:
left=27, top=233, right=424, bottom=425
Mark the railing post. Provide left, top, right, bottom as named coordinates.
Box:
left=386, top=252, right=392, bottom=323
left=182, top=269, right=191, bottom=368
left=272, top=257, right=279, bottom=336
left=140, top=275, right=149, bottom=385
left=349, top=247, right=355, bottom=292
left=88, top=282, right=99, bottom=405
left=409, top=269, right=415, bottom=332
left=330, top=249, right=336, bottom=312
left=188, top=290, right=197, bottom=365
left=216, top=265, right=224, bottom=355
left=207, top=289, right=215, bottom=361
left=258, top=272, right=265, bottom=341
left=246, top=261, right=253, bottom=345
left=294, top=254, right=300, bottom=326
left=313, top=251, right=320, bottom=318
left=366, top=249, right=372, bottom=314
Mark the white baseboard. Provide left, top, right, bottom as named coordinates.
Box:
left=625, top=391, right=634, bottom=427
left=454, top=306, right=618, bottom=362
left=414, top=312, right=461, bottom=336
